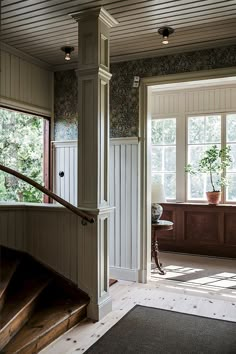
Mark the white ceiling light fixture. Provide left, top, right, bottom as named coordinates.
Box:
left=158, top=26, right=174, bottom=45
left=61, top=46, right=74, bottom=61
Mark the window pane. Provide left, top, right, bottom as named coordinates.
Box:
left=188, top=115, right=221, bottom=144
left=164, top=146, right=176, bottom=171
left=205, top=115, right=221, bottom=143
left=152, top=147, right=162, bottom=171
left=226, top=174, right=236, bottom=201
left=151, top=120, right=163, bottom=144
left=163, top=119, right=176, bottom=144
left=164, top=173, right=176, bottom=199
left=227, top=114, right=236, bottom=142
left=188, top=116, right=205, bottom=144
left=188, top=145, right=206, bottom=169
left=227, top=144, right=236, bottom=172
left=188, top=174, right=206, bottom=200
left=151, top=118, right=176, bottom=200
left=152, top=174, right=162, bottom=185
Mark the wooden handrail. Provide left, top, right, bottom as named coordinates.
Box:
left=0, top=164, right=95, bottom=224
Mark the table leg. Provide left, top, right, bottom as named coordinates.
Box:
left=152, top=239, right=165, bottom=275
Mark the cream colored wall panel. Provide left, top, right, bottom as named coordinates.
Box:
left=152, top=92, right=182, bottom=117
left=0, top=51, right=11, bottom=98
left=185, top=86, right=236, bottom=113
left=0, top=207, right=25, bottom=250
left=52, top=141, right=78, bottom=206
left=230, top=88, right=236, bottom=108
left=109, top=138, right=139, bottom=281
left=0, top=49, right=53, bottom=116
left=0, top=205, right=83, bottom=285
left=52, top=138, right=140, bottom=281
left=152, top=85, right=236, bottom=117
left=10, top=55, right=20, bottom=100
left=19, top=59, right=31, bottom=103
left=26, top=208, right=80, bottom=284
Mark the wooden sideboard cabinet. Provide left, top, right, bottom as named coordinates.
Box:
left=159, top=203, right=236, bottom=258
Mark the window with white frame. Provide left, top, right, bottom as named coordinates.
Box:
left=151, top=118, right=176, bottom=200
left=226, top=114, right=236, bottom=201
left=187, top=115, right=221, bottom=201
left=151, top=113, right=236, bottom=203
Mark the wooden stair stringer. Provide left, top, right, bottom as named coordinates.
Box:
left=3, top=297, right=88, bottom=354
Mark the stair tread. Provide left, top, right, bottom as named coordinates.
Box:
left=0, top=276, right=51, bottom=330
left=3, top=292, right=88, bottom=353
left=0, top=260, right=51, bottom=331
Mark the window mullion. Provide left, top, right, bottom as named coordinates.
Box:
left=222, top=113, right=226, bottom=203
left=176, top=114, right=186, bottom=202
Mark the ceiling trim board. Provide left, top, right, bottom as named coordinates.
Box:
left=0, top=42, right=53, bottom=70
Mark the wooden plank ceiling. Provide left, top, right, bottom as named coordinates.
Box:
left=1, top=0, right=236, bottom=69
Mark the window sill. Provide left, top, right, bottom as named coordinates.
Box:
left=162, top=202, right=236, bottom=207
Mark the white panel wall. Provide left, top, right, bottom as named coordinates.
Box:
left=109, top=138, right=139, bottom=281
left=26, top=206, right=82, bottom=284
left=152, top=85, right=236, bottom=117
left=0, top=48, right=53, bottom=116
left=0, top=204, right=83, bottom=285
left=0, top=205, right=25, bottom=250
left=52, top=141, right=78, bottom=206
left=52, top=138, right=140, bottom=281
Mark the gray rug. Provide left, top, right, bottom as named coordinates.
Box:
left=85, top=305, right=236, bottom=354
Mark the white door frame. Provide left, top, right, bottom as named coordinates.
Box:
left=139, top=67, right=236, bottom=283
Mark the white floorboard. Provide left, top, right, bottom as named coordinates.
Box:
left=41, top=253, right=236, bottom=354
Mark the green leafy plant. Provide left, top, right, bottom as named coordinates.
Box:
left=0, top=109, right=44, bottom=202
left=185, top=145, right=232, bottom=192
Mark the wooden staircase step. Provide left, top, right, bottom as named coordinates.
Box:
left=3, top=285, right=88, bottom=354
left=0, top=262, right=51, bottom=350
left=0, top=247, right=21, bottom=312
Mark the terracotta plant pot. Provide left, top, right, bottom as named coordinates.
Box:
left=206, top=191, right=221, bottom=205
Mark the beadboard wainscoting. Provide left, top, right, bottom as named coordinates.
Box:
left=52, top=137, right=140, bottom=281
left=26, top=206, right=83, bottom=285
left=52, top=141, right=78, bottom=206
left=0, top=46, right=53, bottom=117
left=0, top=205, right=26, bottom=250
left=109, top=138, right=139, bottom=281
left=0, top=204, right=85, bottom=286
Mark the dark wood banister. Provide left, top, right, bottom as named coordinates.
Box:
left=0, top=164, right=95, bottom=224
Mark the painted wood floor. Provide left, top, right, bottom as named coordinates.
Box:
left=42, top=253, right=236, bottom=354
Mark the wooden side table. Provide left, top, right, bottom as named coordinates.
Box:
left=152, top=220, right=174, bottom=275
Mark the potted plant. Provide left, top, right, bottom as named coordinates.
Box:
left=185, top=145, right=232, bottom=204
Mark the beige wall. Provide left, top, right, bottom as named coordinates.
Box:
left=0, top=46, right=53, bottom=117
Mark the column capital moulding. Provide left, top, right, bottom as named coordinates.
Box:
left=70, top=7, right=119, bottom=28
left=75, top=67, right=112, bottom=81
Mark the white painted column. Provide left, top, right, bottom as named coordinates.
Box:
left=71, top=8, right=118, bottom=320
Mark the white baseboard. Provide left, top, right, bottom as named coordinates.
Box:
left=87, top=295, right=112, bottom=321
left=110, top=266, right=139, bottom=282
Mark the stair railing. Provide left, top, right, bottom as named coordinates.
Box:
left=0, top=164, right=95, bottom=225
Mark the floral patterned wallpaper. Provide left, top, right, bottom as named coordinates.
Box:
left=54, top=70, right=78, bottom=141
left=54, top=45, right=236, bottom=140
